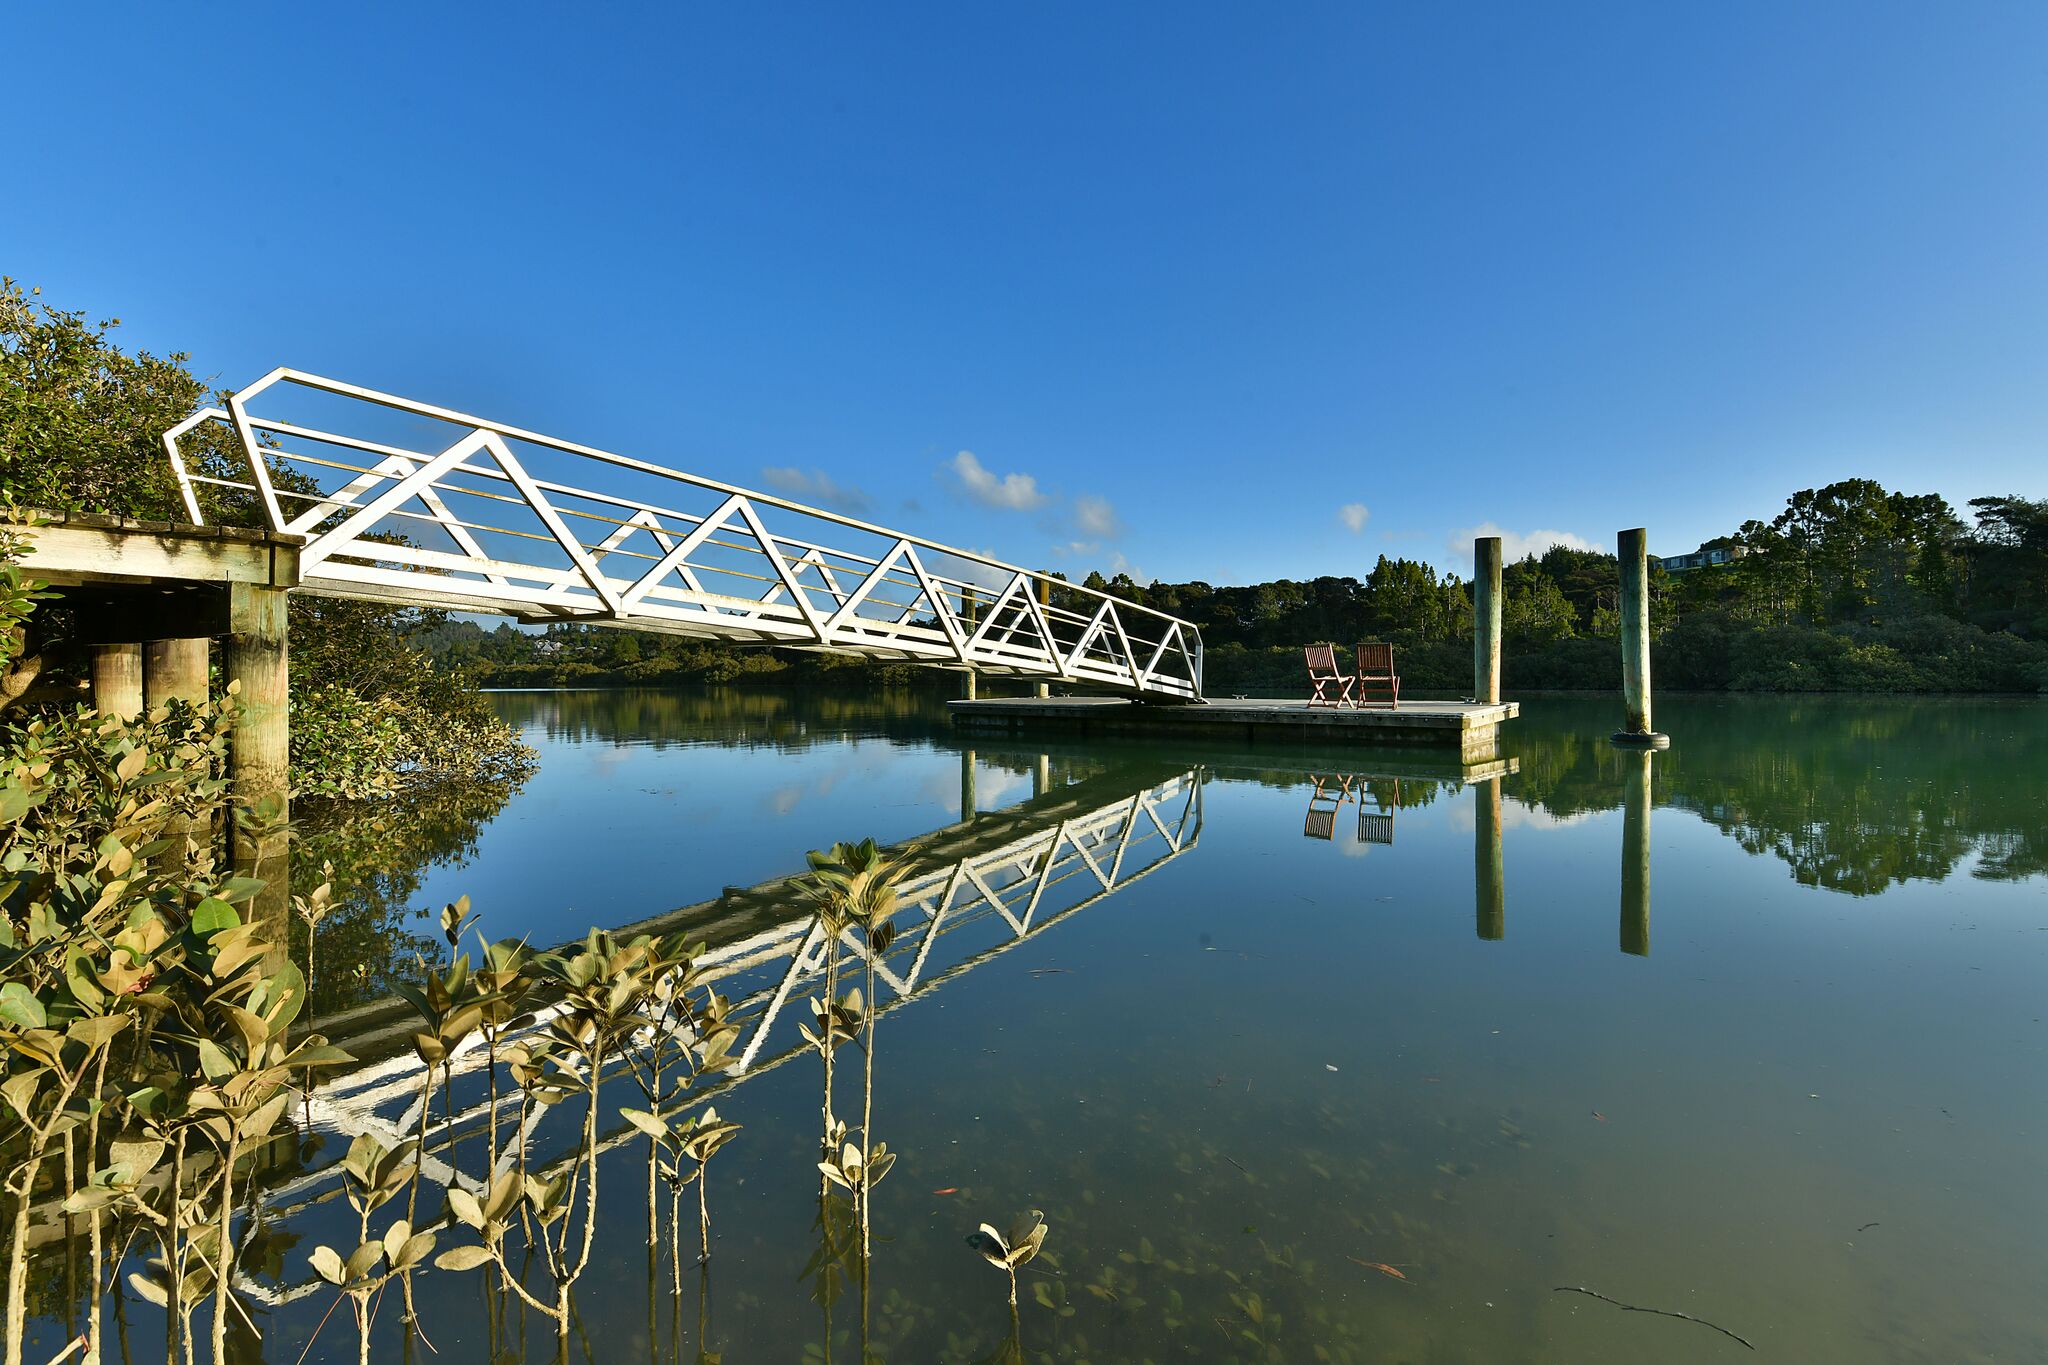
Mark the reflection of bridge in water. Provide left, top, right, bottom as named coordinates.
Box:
left=247, top=758, right=1204, bottom=1303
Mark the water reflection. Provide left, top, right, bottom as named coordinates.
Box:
left=29, top=690, right=2046, bottom=1362
left=1475, top=777, right=1504, bottom=942
left=1511, top=695, right=2048, bottom=894
left=1619, top=748, right=1652, bottom=957
left=1300, top=775, right=1402, bottom=843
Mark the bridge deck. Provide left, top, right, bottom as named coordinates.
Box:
left=158, top=368, right=1205, bottom=698
left=951, top=695, right=1519, bottom=761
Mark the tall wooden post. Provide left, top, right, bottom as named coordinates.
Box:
left=960, top=749, right=978, bottom=822
left=962, top=585, right=979, bottom=700
left=1473, top=536, right=1502, bottom=704
left=1620, top=749, right=1652, bottom=956
left=1034, top=579, right=1051, bottom=699
left=144, top=638, right=210, bottom=709
left=1474, top=777, right=1504, bottom=941
left=1612, top=528, right=1669, bottom=747
left=227, top=583, right=290, bottom=963
left=89, top=643, right=144, bottom=720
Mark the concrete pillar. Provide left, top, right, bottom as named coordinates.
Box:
left=1034, top=579, right=1051, bottom=699
left=226, top=583, right=290, bottom=963
left=1620, top=749, right=1652, bottom=957
left=1613, top=528, right=1668, bottom=747
left=144, top=637, right=210, bottom=710
left=89, top=643, right=144, bottom=720
left=1473, top=536, right=1502, bottom=705
left=1474, top=778, right=1504, bottom=941
left=960, top=749, right=977, bottom=822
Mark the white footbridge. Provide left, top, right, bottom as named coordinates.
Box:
left=164, top=370, right=1203, bottom=699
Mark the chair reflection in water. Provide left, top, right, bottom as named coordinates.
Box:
left=1302, top=774, right=1400, bottom=843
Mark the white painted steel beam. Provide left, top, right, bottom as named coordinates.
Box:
left=165, top=372, right=1204, bottom=698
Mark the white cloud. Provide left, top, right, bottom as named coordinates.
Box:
left=947, top=450, right=1047, bottom=511
left=1074, top=494, right=1121, bottom=538
left=760, top=466, right=873, bottom=515
left=1339, top=503, right=1370, bottom=534
left=1450, top=521, right=1595, bottom=565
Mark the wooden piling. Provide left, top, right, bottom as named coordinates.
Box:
left=89, top=643, right=144, bottom=720
left=1612, top=528, right=1669, bottom=747
left=1035, top=579, right=1052, bottom=699
left=1475, top=777, right=1504, bottom=941
left=1620, top=749, right=1652, bottom=956
left=1474, top=536, right=1502, bottom=705
left=960, top=749, right=978, bottom=821
left=227, top=583, right=291, bottom=962
left=962, top=584, right=980, bottom=700
left=143, top=637, right=210, bottom=709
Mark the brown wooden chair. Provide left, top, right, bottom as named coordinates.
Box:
left=1353, top=642, right=1400, bottom=710
left=1303, top=643, right=1355, bottom=709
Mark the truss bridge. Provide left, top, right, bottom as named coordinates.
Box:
left=164, top=370, right=1203, bottom=699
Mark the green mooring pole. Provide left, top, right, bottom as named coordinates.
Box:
left=1612, top=528, right=1669, bottom=748
left=1474, top=536, right=1502, bottom=705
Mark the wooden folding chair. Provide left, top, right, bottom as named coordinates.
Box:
left=1303, top=773, right=1353, bottom=840
left=1304, top=643, right=1355, bottom=709
left=1353, top=642, right=1400, bottom=710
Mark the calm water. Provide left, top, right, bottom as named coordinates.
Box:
left=35, top=689, right=2048, bottom=1363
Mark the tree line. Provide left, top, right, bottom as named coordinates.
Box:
left=428, top=480, right=2047, bottom=695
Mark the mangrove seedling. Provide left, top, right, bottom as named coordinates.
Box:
left=970, top=1210, right=1049, bottom=1308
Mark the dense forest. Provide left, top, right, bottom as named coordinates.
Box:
left=424, top=478, right=2048, bottom=695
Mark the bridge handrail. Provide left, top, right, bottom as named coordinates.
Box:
left=168, top=368, right=1203, bottom=696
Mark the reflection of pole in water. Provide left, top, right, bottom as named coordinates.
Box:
left=961, top=749, right=977, bottom=821
left=1475, top=778, right=1504, bottom=941
left=1033, top=753, right=1051, bottom=799
left=1620, top=749, right=1652, bottom=956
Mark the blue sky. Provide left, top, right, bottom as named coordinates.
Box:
left=10, top=3, right=2046, bottom=584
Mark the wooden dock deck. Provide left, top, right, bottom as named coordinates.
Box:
left=949, top=696, right=1519, bottom=761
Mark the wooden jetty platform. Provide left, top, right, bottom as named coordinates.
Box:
left=949, top=696, right=1519, bottom=761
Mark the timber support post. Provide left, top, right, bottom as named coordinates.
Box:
left=1474, top=536, right=1502, bottom=705
left=1034, top=578, right=1052, bottom=699
left=1475, top=776, right=1504, bottom=941
left=144, top=638, right=210, bottom=710
left=960, top=749, right=977, bottom=821
left=1611, top=528, right=1669, bottom=748
left=227, top=582, right=291, bottom=960
left=90, top=643, right=144, bottom=720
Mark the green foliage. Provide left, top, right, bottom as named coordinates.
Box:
left=288, top=595, right=537, bottom=797
left=1165, top=478, right=2048, bottom=695
left=0, top=278, right=265, bottom=524
left=0, top=698, right=349, bottom=1365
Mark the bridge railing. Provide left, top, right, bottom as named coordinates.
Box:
left=165, top=369, right=1202, bottom=698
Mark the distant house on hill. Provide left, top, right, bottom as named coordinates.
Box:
left=1658, top=543, right=1748, bottom=573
